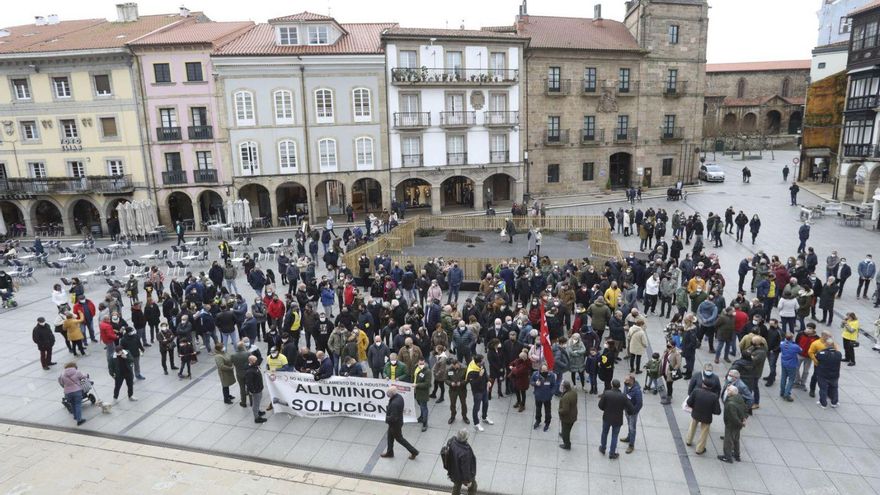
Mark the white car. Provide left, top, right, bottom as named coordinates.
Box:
left=699, top=164, right=725, bottom=182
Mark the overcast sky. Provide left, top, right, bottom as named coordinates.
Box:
left=6, top=0, right=818, bottom=63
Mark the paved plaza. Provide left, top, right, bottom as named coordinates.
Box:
left=1, top=150, right=880, bottom=495
left=404, top=230, right=588, bottom=261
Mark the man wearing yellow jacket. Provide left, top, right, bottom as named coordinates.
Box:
left=840, top=313, right=860, bottom=366
left=807, top=330, right=835, bottom=397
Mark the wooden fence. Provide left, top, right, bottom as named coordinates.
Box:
left=341, top=214, right=622, bottom=274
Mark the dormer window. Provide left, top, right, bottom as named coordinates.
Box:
left=308, top=25, right=329, bottom=45
left=279, top=26, right=298, bottom=45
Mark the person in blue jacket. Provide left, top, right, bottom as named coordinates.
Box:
left=320, top=283, right=335, bottom=318
left=447, top=263, right=464, bottom=305
left=531, top=364, right=556, bottom=431
left=778, top=333, right=801, bottom=401
left=620, top=374, right=643, bottom=454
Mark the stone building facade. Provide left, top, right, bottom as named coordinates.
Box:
left=518, top=0, right=707, bottom=196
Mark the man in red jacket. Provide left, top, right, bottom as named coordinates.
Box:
left=794, top=324, right=819, bottom=390
left=72, top=296, right=98, bottom=344
left=99, top=315, right=118, bottom=368
left=266, top=294, right=286, bottom=331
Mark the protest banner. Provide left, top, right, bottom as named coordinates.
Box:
left=264, top=371, right=418, bottom=422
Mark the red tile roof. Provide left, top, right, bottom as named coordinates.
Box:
left=0, top=15, right=199, bottom=54
left=128, top=21, right=254, bottom=46
left=706, top=60, right=811, bottom=73
left=849, top=0, right=880, bottom=17
left=214, top=22, right=396, bottom=56
left=269, top=12, right=335, bottom=23
left=384, top=26, right=526, bottom=41
left=515, top=15, right=640, bottom=51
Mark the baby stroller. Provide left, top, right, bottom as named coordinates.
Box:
left=0, top=288, right=17, bottom=308
left=666, top=187, right=683, bottom=201
left=61, top=376, right=99, bottom=412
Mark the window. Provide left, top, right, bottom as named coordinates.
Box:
left=489, top=52, right=506, bottom=78
left=584, top=67, right=597, bottom=92
left=781, top=77, right=791, bottom=98
left=274, top=90, right=294, bottom=125
left=185, top=62, right=203, bottom=82
left=583, top=115, right=596, bottom=140
left=11, top=78, right=30, bottom=100
left=308, top=25, right=329, bottom=45
left=840, top=17, right=852, bottom=34
left=489, top=92, right=508, bottom=112
left=663, top=115, right=676, bottom=137
left=547, top=66, right=561, bottom=91
left=318, top=138, right=337, bottom=169
left=618, top=68, right=631, bottom=92
left=547, top=164, right=560, bottom=183
left=490, top=134, right=508, bottom=163
left=234, top=91, right=255, bottom=126
left=20, top=121, right=38, bottom=141
left=100, top=117, right=118, bottom=138
left=279, top=26, right=298, bottom=45
left=68, top=161, right=85, bottom=178
left=547, top=116, right=561, bottom=141
left=582, top=162, right=594, bottom=181
left=159, top=108, right=178, bottom=128
left=843, top=118, right=874, bottom=145
left=866, top=21, right=879, bottom=49
left=355, top=137, right=374, bottom=169
left=662, top=158, right=673, bottom=176
left=191, top=107, right=207, bottom=127
left=352, top=88, right=372, bottom=121
left=617, top=115, right=629, bottom=138
left=153, top=63, right=171, bottom=83
left=53, top=76, right=71, bottom=98
left=818, top=62, right=827, bottom=69
left=60, top=119, right=78, bottom=139
left=93, top=74, right=112, bottom=96
left=853, top=24, right=866, bottom=50
left=278, top=140, right=297, bottom=171
left=666, top=69, right=678, bottom=91
left=402, top=136, right=421, bottom=166
left=736, top=78, right=746, bottom=98
left=165, top=152, right=182, bottom=171
left=239, top=141, right=260, bottom=174
left=315, top=89, right=334, bottom=123
left=195, top=151, right=212, bottom=170
left=107, top=159, right=124, bottom=176
left=446, top=134, right=466, bottom=165
left=668, top=24, right=680, bottom=44
left=29, top=162, right=46, bottom=178
left=446, top=51, right=463, bottom=79
left=399, top=50, right=417, bottom=68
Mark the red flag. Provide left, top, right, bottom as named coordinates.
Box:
left=539, top=303, right=555, bottom=370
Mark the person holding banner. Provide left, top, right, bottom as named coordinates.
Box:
left=381, top=386, right=419, bottom=460
left=414, top=357, right=432, bottom=432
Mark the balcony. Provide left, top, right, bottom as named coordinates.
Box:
left=447, top=152, right=468, bottom=165
left=439, top=111, right=476, bottom=128
left=0, top=175, right=133, bottom=195
left=545, top=79, right=572, bottom=96
left=660, top=127, right=685, bottom=141
left=394, top=112, right=431, bottom=129
left=617, top=81, right=640, bottom=96
left=581, top=79, right=605, bottom=95
left=390, top=67, right=518, bottom=85
left=156, top=126, right=182, bottom=141
left=544, top=129, right=570, bottom=145
left=193, top=168, right=218, bottom=183
left=846, top=95, right=879, bottom=112
left=581, top=128, right=605, bottom=145
left=484, top=111, right=518, bottom=127
left=490, top=150, right=510, bottom=164
left=843, top=144, right=879, bottom=158
left=614, top=127, right=638, bottom=143
left=188, top=125, right=213, bottom=140
left=663, top=81, right=688, bottom=97
left=401, top=154, right=424, bottom=167
left=162, top=170, right=188, bottom=185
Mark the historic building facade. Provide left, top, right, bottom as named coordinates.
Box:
left=703, top=60, right=810, bottom=150
left=382, top=27, right=527, bottom=214
left=212, top=13, right=393, bottom=223
left=0, top=4, right=192, bottom=236
left=129, top=20, right=253, bottom=229
left=518, top=0, right=707, bottom=196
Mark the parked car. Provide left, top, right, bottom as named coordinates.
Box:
left=699, top=163, right=725, bottom=182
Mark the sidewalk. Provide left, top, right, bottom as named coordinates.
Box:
left=798, top=181, right=835, bottom=202
left=0, top=422, right=446, bottom=495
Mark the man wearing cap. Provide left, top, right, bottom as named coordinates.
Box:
left=110, top=345, right=137, bottom=402
left=685, top=378, right=721, bottom=455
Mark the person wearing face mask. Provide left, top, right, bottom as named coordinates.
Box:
left=836, top=259, right=851, bottom=298
left=659, top=339, right=682, bottom=405
left=399, top=337, right=423, bottom=374
left=486, top=338, right=505, bottom=399
left=856, top=254, right=876, bottom=299
left=566, top=333, right=587, bottom=389
left=453, top=321, right=475, bottom=364
left=466, top=355, right=493, bottom=431
left=157, top=323, right=178, bottom=375
left=383, top=352, right=409, bottom=382
left=413, top=357, right=432, bottom=432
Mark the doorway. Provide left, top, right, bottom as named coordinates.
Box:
left=609, top=152, right=632, bottom=189
left=643, top=168, right=652, bottom=188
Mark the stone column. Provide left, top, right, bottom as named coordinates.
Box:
left=473, top=184, right=485, bottom=212
left=192, top=198, right=203, bottom=232
left=21, top=200, right=35, bottom=238
left=431, top=185, right=442, bottom=215
left=513, top=181, right=525, bottom=204
left=268, top=186, right=279, bottom=227
left=99, top=214, right=110, bottom=239
left=862, top=164, right=878, bottom=204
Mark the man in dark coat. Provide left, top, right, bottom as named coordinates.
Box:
left=445, top=429, right=477, bottom=495
left=719, top=385, right=748, bottom=463
left=558, top=380, right=578, bottom=450
left=685, top=379, right=722, bottom=454
left=597, top=378, right=634, bottom=459
left=380, top=386, right=419, bottom=459
left=244, top=355, right=267, bottom=423
left=33, top=317, right=56, bottom=370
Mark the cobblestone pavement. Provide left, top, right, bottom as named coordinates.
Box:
left=0, top=150, right=879, bottom=494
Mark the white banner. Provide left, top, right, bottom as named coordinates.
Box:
left=264, top=371, right=419, bottom=422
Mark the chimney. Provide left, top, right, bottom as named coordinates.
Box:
left=35, top=16, right=47, bottom=26
left=179, top=5, right=190, bottom=17
left=625, top=1, right=634, bottom=13
left=47, top=14, right=59, bottom=25
left=521, top=0, right=528, bottom=15
left=116, top=3, right=139, bottom=23
left=594, top=4, right=602, bottom=20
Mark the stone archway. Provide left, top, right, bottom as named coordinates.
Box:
left=609, top=152, right=632, bottom=189
left=198, top=190, right=225, bottom=224
left=440, top=176, right=475, bottom=210
left=766, top=110, right=782, bottom=134
left=0, top=200, right=25, bottom=236
left=238, top=183, right=271, bottom=224
left=788, top=111, right=803, bottom=135
left=352, top=178, right=382, bottom=213
left=395, top=178, right=432, bottom=210
left=483, top=173, right=515, bottom=207
left=68, top=198, right=102, bottom=235
left=314, top=179, right=345, bottom=218
left=742, top=113, right=757, bottom=133
left=31, top=199, right=64, bottom=236
left=168, top=191, right=195, bottom=225
left=722, top=113, right=737, bottom=133
left=276, top=181, right=308, bottom=219
left=105, top=198, right=129, bottom=239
